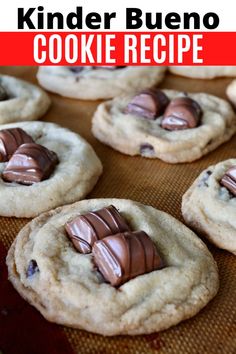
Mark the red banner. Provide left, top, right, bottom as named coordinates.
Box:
left=0, top=31, right=236, bottom=65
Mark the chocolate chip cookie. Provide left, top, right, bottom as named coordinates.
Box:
left=0, top=75, right=50, bottom=123
left=92, top=89, right=236, bottom=163
left=37, top=66, right=166, bottom=100
left=169, top=66, right=236, bottom=79
left=182, top=159, right=236, bottom=254
left=0, top=122, right=102, bottom=217
left=7, top=199, right=219, bottom=335
left=227, top=79, right=236, bottom=107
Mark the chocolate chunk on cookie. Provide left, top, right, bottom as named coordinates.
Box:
left=95, top=66, right=126, bottom=70
left=69, top=66, right=126, bottom=74
left=220, top=166, right=236, bottom=197
left=140, top=143, right=155, bottom=157
left=197, top=170, right=212, bottom=187
left=2, top=143, right=58, bottom=185
left=69, top=67, right=84, bottom=73
left=93, top=230, right=163, bottom=286
left=0, top=128, right=34, bottom=162
left=66, top=205, right=130, bottom=253
left=162, top=97, right=202, bottom=130
left=125, top=89, right=170, bottom=120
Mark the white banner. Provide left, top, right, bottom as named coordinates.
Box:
left=0, top=0, right=234, bottom=31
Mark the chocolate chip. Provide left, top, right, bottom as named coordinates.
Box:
left=0, top=84, right=8, bottom=101
left=27, top=260, right=39, bottom=277
left=126, top=89, right=170, bottom=120
left=198, top=170, right=212, bottom=187
left=161, top=97, right=202, bottom=131
left=94, top=66, right=126, bottom=70
left=69, top=67, right=84, bottom=73
left=206, top=139, right=213, bottom=146
left=140, top=143, right=155, bottom=157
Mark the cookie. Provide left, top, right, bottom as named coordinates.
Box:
left=37, top=66, right=166, bottom=100
left=92, top=89, right=236, bottom=163
left=226, top=79, right=236, bottom=106
left=169, top=66, right=236, bottom=79
left=7, top=199, right=219, bottom=335
left=182, top=159, right=236, bottom=254
left=0, top=75, right=50, bottom=124
left=0, top=122, right=102, bottom=217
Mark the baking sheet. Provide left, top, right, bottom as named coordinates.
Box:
left=0, top=66, right=235, bottom=354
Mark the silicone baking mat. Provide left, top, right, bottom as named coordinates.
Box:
left=0, top=67, right=235, bottom=354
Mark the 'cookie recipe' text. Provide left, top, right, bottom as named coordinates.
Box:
left=33, top=33, right=204, bottom=64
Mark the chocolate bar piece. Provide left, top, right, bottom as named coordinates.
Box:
left=161, top=97, right=202, bottom=130
left=125, top=89, right=170, bottom=120
left=65, top=205, right=130, bottom=254
left=93, top=230, right=163, bottom=286
left=220, top=166, right=236, bottom=197
left=0, top=128, right=34, bottom=162
left=2, top=143, right=59, bottom=185
left=0, top=84, right=8, bottom=101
